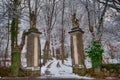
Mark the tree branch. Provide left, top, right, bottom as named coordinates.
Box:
left=19, top=30, right=27, bottom=51
left=97, top=0, right=120, bottom=12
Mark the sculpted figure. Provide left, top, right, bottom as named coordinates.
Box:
left=72, top=13, right=79, bottom=28
left=30, top=11, right=36, bottom=28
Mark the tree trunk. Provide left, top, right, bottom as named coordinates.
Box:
left=43, top=40, right=50, bottom=65
left=97, top=0, right=109, bottom=41
left=4, top=19, right=10, bottom=67
left=19, top=30, right=27, bottom=67
left=85, top=0, right=95, bottom=39
left=52, top=47, right=55, bottom=57
left=61, top=0, right=65, bottom=64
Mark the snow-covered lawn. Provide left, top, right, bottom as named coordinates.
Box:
left=41, top=58, right=93, bottom=79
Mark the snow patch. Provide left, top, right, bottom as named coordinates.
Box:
left=41, top=58, right=93, bottom=79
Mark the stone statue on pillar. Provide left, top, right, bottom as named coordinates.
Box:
left=69, top=13, right=85, bottom=68
left=72, top=13, right=79, bottom=28
left=30, top=11, right=36, bottom=28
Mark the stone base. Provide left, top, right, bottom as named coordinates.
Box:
left=73, top=64, right=85, bottom=68
left=24, top=67, right=40, bottom=76
left=25, top=66, right=40, bottom=70
left=69, top=27, right=84, bottom=34
left=73, top=67, right=86, bottom=76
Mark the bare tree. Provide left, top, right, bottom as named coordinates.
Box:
left=3, top=0, right=28, bottom=76
left=97, top=0, right=120, bottom=12
left=28, top=0, right=40, bottom=28
left=85, top=0, right=109, bottom=41
left=85, top=0, right=95, bottom=39
left=60, top=0, right=65, bottom=63
left=42, top=0, right=57, bottom=64
left=0, top=0, right=11, bottom=67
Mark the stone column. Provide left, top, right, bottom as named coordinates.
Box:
left=26, top=28, right=41, bottom=76
left=69, top=27, right=84, bottom=67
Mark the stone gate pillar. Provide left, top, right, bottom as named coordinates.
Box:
left=26, top=28, right=41, bottom=76
left=69, top=13, right=85, bottom=68
left=69, top=27, right=84, bottom=67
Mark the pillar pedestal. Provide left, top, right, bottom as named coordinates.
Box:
left=69, top=27, right=84, bottom=68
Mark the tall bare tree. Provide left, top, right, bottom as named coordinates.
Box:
left=60, top=0, right=65, bottom=63
left=42, top=0, right=56, bottom=64
left=85, top=0, right=109, bottom=41
left=97, top=0, right=120, bottom=12
left=7, top=0, right=27, bottom=76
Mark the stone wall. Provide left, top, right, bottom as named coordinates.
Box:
left=73, top=64, right=120, bottom=78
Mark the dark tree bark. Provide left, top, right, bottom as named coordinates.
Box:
left=61, top=0, right=65, bottom=63
left=85, top=0, right=95, bottom=39
left=97, top=0, right=109, bottom=41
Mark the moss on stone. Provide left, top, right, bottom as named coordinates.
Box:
left=27, top=28, right=41, bottom=34
left=73, top=66, right=120, bottom=78
left=101, top=64, right=119, bottom=71
left=73, top=67, right=86, bottom=76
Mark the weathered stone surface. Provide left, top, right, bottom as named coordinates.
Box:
left=27, top=33, right=35, bottom=67
left=69, top=27, right=84, bottom=67
left=26, top=28, right=41, bottom=76
left=27, top=32, right=40, bottom=67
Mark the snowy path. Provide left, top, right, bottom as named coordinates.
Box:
left=40, top=58, right=93, bottom=79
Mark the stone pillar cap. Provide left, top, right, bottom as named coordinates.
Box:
left=27, top=28, right=42, bottom=35
left=69, top=27, right=84, bottom=34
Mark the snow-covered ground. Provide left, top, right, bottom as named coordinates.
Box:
left=41, top=58, right=93, bottom=79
